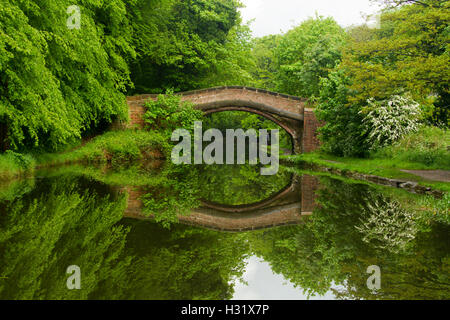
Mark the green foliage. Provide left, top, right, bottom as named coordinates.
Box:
left=197, top=164, right=292, bottom=205
left=416, top=192, right=450, bottom=225
left=35, top=163, right=166, bottom=188
left=204, top=111, right=293, bottom=153
left=249, top=176, right=450, bottom=299
left=374, top=125, right=450, bottom=168
left=128, top=0, right=250, bottom=93
left=274, top=16, right=347, bottom=98
left=355, top=197, right=418, bottom=253
left=1, top=0, right=448, bottom=301
left=139, top=163, right=290, bottom=228
left=315, top=70, right=369, bottom=157
left=0, top=169, right=251, bottom=299
left=0, top=172, right=250, bottom=300
left=37, top=130, right=169, bottom=166
left=0, top=0, right=249, bottom=152
left=140, top=164, right=202, bottom=228
left=0, top=176, right=130, bottom=299
left=143, top=90, right=204, bottom=136
left=4, top=150, right=34, bottom=169
left=292, top=1, right=449, bottom=158
left=342, top=0, right=450, bottom=125
left=0, top=177, right=35, bottom=203
left=0, top=0, right=134, bottom=150
left=0, top=150, right=35, bottom=180
left=1, top=160, right=448, bottom=299
left=93, top=221, right=250, bottom=300
left=249, top=35, right=281, bottom=90
left=197, top=23, right=256, bottom=88
left=284, top=151, right=450, bottom=193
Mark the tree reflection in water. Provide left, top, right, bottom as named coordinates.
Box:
left=0, top=164, right=448, bottom=299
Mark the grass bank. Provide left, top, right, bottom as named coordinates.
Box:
left=0, top=151, right=35, bottom=181
left=284, top=126, right=449, bottom=193
left=283, top=152, right=449, bottom=193
left=36, top=130, right=169, bottom=167
left=0, top=130, right=169, bottom=181
left=372, top=126, right=449, bottom=169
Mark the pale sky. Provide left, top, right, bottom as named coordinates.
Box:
left=232, top=256, right=342, bottom=300
left=240, top=0, right=382, bottom=37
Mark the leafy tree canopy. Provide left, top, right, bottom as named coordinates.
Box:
left=0, top=0, right=135, bottom=150
left=342, top=0, right=450, bottom=124
left=274, top=16, right=347, bottom=98
left=128, top=0, right=253, bottom=93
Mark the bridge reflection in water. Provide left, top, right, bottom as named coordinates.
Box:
left=123, top=174, right=320, bottom=232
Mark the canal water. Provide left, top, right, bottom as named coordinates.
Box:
left=0, top=162, right=448, bottom=299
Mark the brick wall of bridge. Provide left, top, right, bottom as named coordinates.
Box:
left=301, top=175, right=320, bottom=214
left=127, top=99, right=147, bottom=129
left=123, top=187, right=303, bottom=232
left=180, top=207, right=302, bottom=232
left=302, top=108, right=322, bottom=153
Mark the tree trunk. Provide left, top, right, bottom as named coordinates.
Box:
left=0, top=122, right=9, bottom=152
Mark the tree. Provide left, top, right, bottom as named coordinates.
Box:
left=274, top=16, right=347, bottom=98
left=315, top=69, right=370, bottom=157
left=0, top=175, right=130, bottom=299
left=342, top=0, right=450, bottom=125
left=128, top=0, right=249, bottom=93
left=197, top=164, right=292, bottom=206
left=98, top=221, right=250, bottom=300
left=197, top=23, right=255, bottom=88
left=372, top=0, right=448, bottom=8
left=249, top=35, right=281, bottom=90
left=143, top=90, right=204, bottom=136
left=0, top=171, right=251, bottom=300
left=0, top=0, right=135, bottom=150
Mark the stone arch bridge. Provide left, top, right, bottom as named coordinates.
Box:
left=126, top=86, right=321, bottom=154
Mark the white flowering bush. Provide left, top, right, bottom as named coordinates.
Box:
left=356, top=198, right=417, bottom=253
left=361, top=95, right=421, bottom=150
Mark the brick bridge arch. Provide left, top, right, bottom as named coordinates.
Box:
left=122, top=174, right=320, bottom=232
left=126, top=86, right=321, bottom=154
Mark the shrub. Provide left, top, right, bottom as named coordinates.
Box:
left=315, top=70, right=369, bottom=157
left=4, top=151, right=34, bottom=169
left=141, top=164, right=201, bottom=228
left=361, top=95, right=421, bottom=150
left=356, top=198, right=418, bottom=253
left=0, top=0, right=132, bottom=150
left=144, top=90, right=204, bottom=136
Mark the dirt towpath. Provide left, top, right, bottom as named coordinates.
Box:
left=400, top=170, right=450, bottom=183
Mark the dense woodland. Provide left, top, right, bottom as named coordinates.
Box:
left=0, top=0, right=448, bottom=160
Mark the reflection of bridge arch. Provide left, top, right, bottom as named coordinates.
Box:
left=200, top=175, right=300, bottom=213
left=122, top=175, right=319, bottom=232
left=125, top=86, right=322, bottom=154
